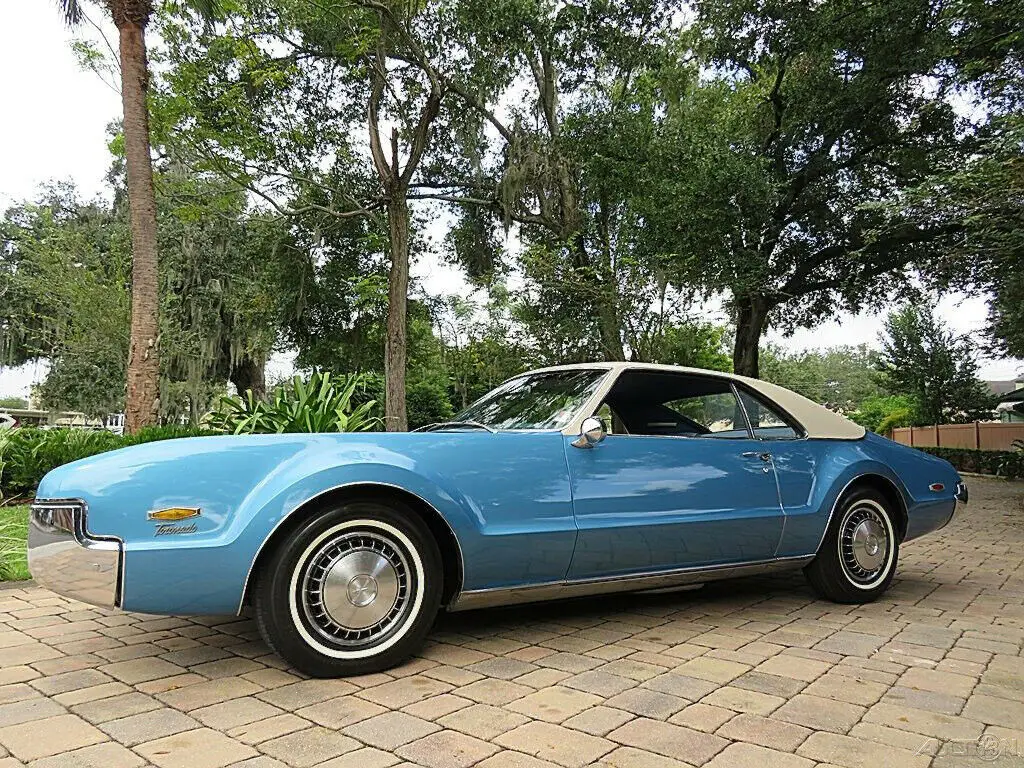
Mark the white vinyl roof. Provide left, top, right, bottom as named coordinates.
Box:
left=525, top=362, right=867, bottom=441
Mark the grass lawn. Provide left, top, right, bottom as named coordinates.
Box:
left=0, top=504, right=30, bottom=581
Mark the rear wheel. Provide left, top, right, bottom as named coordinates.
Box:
left=253, top=497, right=442, bottom=677
left=804, top=488, right=899, bottom=603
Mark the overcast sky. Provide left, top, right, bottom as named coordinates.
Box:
left=1, top=3, right=1020, bottom=399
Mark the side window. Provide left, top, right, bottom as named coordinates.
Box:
left=664, top=392, right=746, bottom=436
left=604, top=371, right=752, bottom=439
left=739, top=390, right=801, bottom=439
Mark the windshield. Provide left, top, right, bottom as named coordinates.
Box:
left=455, top=369, right=608, bottom=430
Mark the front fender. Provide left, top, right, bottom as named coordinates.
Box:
left=39, top=431, right=573, bottom=615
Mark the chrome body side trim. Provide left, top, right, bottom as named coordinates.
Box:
left=238, top=481, right=465, bottom=615
left=28, top=498, right=123, bottom=609
left=447, top=555, right=813, bottom=612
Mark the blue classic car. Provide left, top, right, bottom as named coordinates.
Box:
left=29, top=363, right=966, bottom=676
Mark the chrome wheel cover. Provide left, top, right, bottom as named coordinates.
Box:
left=838, top=501, right=893, bottom=588
left=298, top=529, right=413, bottom=648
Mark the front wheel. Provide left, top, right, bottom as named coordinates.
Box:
left=253, top=497, right=442, bottom=677
left=804, top=488, right=900, bottom=603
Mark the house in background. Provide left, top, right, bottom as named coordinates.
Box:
left=992, top=376, right=1024, bottom=423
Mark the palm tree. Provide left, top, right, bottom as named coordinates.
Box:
left=56, top=0, right=217, bottom=433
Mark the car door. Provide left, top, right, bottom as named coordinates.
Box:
left=564, top=370, right=785, bottom=580
left=734, top=386, right=822, bottom=557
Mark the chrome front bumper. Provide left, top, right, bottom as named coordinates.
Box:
left=28, top=499, right=122, bottom=609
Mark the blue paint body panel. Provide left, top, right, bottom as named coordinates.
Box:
left=564, top=435, right=784, bottom=578
left=769, top=431, right=958, bottom=556
left=37, top=432, right=576, bottom=614
left=35, top=424, right=960, bottom=616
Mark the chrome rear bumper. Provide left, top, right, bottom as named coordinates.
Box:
left=954, top=481, right=969, bottom=505
left=28, top=499, right=122, bottom=609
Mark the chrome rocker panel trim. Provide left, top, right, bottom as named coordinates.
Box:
left=28, top=498, right=123, bottom=609
left=448, top=554, right=814, bottom=612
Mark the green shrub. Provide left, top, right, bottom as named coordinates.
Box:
left=0, top=425, right=215, bottom=500
left=0, top=428, right=121, bottom=499
left=407, top=378, right=454, bottom=430
left=207, top=372, right=380, bottom=434
left=914, top=446, right=1024, bottom=480
left=121, top=424, right=217, bottom=446
left=851, top=395, right=915, bottom=433
left=0, top=506, right=29, bottom=581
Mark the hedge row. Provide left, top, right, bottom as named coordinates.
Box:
left=0, top=426, right=215, bottom=500
left=914, top=446, right=1024, bottom=481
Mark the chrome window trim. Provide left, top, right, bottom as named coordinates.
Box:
left=732, top=382, right=809, bottom=442
left=556, top=366, right=617, bottom=436
left=238, top=482, right=466, bottom=615
left=448, top=554, right=814, bottom=612
left=28, top=498, right=124, bottom=609
left=731, top=381, right=757, bottom=439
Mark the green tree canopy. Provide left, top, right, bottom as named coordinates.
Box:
left=876, top=303, right=993, bottom=425
left=759, top=345, right=882, bottom=413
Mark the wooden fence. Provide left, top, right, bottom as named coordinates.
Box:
left=890, top=422, right=1024, bottom=451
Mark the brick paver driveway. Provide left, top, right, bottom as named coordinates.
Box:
left=2, top=477, right=1022, bottom=768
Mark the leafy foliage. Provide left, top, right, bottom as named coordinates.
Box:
left=640, top=0, right=1012, bottom=376
left=0, top=426, right=212, bottom=500
left=5, top=0, right=1019, bottom=436
left=0, top=173, right=294, bottom=421
left=207, top=372, right=381, bottom=434
left=850, top=395, right=917, bottom=434
left=760, top=345, right=882, bottom=413
left=0, top=429, right=121, bottom=500
left=918, top=114, right=1024, bottom=358
left=0, top=505, right=29, bottom=582
left=0, top=184, right=130, bottom=415
left=877, top=304, right=994, bottom=426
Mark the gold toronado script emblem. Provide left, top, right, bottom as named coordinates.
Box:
left=147, top=507, right=202, bottom=522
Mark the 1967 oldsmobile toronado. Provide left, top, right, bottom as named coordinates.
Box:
left=29, top=363, right=966, bottom=676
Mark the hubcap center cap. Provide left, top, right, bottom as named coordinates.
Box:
left=347, top=574, right=378, bottom=606
left=320, top=549, right=400, bottom=630
left=850, top=518, right=887, bottom=572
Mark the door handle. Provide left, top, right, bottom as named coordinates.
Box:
left=742, top=451, right=772, bottom=462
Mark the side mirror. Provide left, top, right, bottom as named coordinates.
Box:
left=572, top=416, right=606, bottom=449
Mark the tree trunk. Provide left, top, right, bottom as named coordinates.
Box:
left=230, top=355, right=267, bottom=400
left=384, top=194, right=410, bottom=432
left=118, top=21, right=161, bottom=434
left=570, top=232, right=625, bottom=361
left=597, top=302, right=626, bottom=362
left=732, top=295, right=772, bottom=378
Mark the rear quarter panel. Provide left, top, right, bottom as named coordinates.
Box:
left=773, top=432, right=959, bottom=557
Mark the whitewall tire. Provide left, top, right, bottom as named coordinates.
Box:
left=804, top=488, right=900, bottom=604
left=253, top=497, right=442, bottom=677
